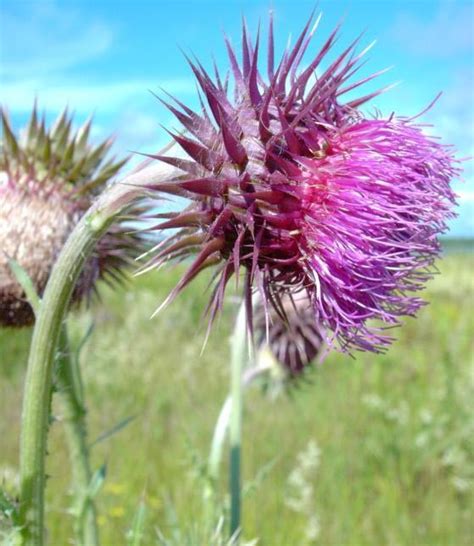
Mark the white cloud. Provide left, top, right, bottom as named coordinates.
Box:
left=110, top=111, right=176, bottom=164
left=0, top=1, right=115, bottom=78
left=0, top=2, right=196, bottom=127
left=1, top=78, right=195, bottom=114
left=0, top=0, right=195, bottom=167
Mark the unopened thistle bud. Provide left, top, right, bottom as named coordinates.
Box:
left=255, top=293, right=325, bottom=377
left=0, top=106, right=141, bottom=327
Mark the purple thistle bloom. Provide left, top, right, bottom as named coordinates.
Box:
left=145, top=13, right=460, bottom=353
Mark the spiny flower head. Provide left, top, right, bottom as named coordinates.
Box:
left=0, top=106, right=142, bottom=327
left=145, top=13, right=460, bottom=353
left=255, top=293, right=325, bottom=377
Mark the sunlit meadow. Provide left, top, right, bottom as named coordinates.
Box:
left=1, top=2, right=473, bottom=545
left=1, top=251, right=472, bottom=545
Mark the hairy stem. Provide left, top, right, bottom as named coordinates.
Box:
left=18, top=162, right=178, bottom=546
left=56, top=325, right=98, bottom=546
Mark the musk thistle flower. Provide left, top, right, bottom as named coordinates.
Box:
left=0, top=106, right=140, bottom=327
left=145, top=14, right=459, bottom=353
left=255, top=293, right=325, bottom=377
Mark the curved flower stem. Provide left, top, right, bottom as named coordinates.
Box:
left=208, top=399, right=232, bottom=488
left=208, top=366, right=270, bottom=485
left=56, top=325, right=98, bottom=546
left=228, top=302, right=248, bottom=540
left=17, top=162, right=178, bottom=546
left=205, top=363, right=270, bottom=535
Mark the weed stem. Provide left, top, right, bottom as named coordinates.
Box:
left=229, top=302, right=247, bottom=540
left=17, top=162, right=178, bottom=545
left=56, top=325, right=99, bottom=546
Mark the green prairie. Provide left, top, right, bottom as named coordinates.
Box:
left=1, top=254, right=473, bottom=545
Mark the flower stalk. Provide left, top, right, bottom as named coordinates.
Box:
left=228, top=302, right=248, bottom=539
left=17, top=162, right=178, bottom=546
left=55, top=325, right=98, bottom=546
left=208, top=366, right=270, bottom=486
left=205, top=363, right=270, bottom=538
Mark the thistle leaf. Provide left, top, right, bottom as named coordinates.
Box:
left=7, top=258, right=41, bottom=316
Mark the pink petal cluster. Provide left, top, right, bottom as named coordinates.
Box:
left=291, top=118, right=458, bottom=351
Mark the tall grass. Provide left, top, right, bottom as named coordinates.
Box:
left=1, top=254, right=473, bottom=545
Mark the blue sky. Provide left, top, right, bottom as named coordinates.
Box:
left=1, top=0, right=473, bottom=236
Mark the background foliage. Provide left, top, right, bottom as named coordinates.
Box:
left=1, top=253, right=473, bottom=545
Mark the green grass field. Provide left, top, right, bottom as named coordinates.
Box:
left=1, top=255, right=473, bottom=546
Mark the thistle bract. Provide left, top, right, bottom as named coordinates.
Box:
left=255, top=293, right=325, bottom=377
left=145, top=14, right=459, bottom=353
left=0, top=106, right=140, bottom=327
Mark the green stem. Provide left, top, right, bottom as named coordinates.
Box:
left=208, top=366, right=270, bottom=484
left=205, top=364, right=270, bottom=534
left=18, top=163, right=178, bottom=546
left=208, top=398, right=232, bottom=487
left=229, top=302, right=248, bottom=540
left=56, top=325, right=98, bottom=546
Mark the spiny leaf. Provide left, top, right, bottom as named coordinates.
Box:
left=87, top=464, right=107, bottom=499
left=89, top=414, right=138, bottom=447
left=0, top=487, right=19, bottom=523
left=7, top=258, right=41, bottom=315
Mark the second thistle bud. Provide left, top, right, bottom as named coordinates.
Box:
left=0, top=106, right=141, bottom=327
